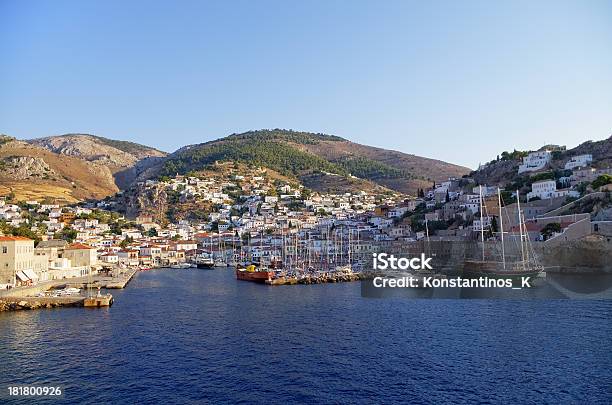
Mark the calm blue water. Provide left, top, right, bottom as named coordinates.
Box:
left=0, top=269, right=610, bottom=404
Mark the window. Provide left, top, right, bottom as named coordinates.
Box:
left=1, top=246, right=6, bottom=254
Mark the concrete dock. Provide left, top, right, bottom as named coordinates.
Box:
left=0, top=268, right=138, bottom=311
left=63, top=268, right=138, bottom=289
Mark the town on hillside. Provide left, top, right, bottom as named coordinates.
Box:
left=1, top=147, right=612, bottom=291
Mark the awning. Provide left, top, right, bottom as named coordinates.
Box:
left=15, top=271, right=29, bottom=281
left=23, top=268, right=39, bottom=281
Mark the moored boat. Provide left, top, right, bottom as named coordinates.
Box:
left=195, top=253, right=215, bottom=269
left=236, top=264, right=275, bottom=283
left=464, top=187, right=545, bottom=284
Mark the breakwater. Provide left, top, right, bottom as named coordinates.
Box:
left=265, top=272, right=367, bottom=285
left=0, top=296, right=84, bottom=311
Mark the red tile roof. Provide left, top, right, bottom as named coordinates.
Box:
left=0, top=236, right=33, bottom=241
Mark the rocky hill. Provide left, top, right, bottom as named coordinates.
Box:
left=144, top=129, right=469, bottom=195
left=472, top=135, right=612, bottom=187
left=0, top=135, right=118, bottom=203
left=29, top=134, right=167, bottom=189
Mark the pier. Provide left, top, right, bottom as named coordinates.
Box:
left=62, top=268, right=139, bottom=290
left=0, top=268, right=137, bottom=311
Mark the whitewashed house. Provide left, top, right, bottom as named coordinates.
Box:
left=518, top=151, right=551, bottom=174
left=564, top=154, right=593, bottom=170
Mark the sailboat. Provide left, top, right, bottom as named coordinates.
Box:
left=462, top=187, right=544, bottom=281
left=334, top=226, right=354, bottom=274
left=214, top=232, right=228, bottom=267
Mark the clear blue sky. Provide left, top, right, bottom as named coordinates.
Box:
left=1, top=0, right=611, bottom=168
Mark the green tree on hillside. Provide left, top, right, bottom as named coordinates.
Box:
left=592, top=174, right=612, bottom=190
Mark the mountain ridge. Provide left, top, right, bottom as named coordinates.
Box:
left=148, top=129, right=470, bottom=195
left=2, top=129, right=470, bottom=201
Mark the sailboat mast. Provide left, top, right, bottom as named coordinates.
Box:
left=340, top=228, right=344, bottom=266
left=479, top=185, right=485, bottom=261
left=348, top=229, right=351, bottom=266
left=497, top=188, right=506, bottom=270
left=516, top=189, right=525, bottom=267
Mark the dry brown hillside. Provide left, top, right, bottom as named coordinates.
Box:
left=29, top=134, right=167, bottom=189
left=0, top=137, right=118, bottom=203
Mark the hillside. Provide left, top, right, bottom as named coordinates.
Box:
left=0, top=135, right=118, bottom=203
left=150, top=129, right=469, bottom=195
left=471, top=135, right=612, bottom=188
left=29, top=134, right=167, bottom=189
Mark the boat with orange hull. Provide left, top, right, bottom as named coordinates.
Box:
left=236, top=265, right=275, bottom=283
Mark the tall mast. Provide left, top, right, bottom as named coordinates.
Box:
left=357, top=228, right=360, bottom=266
left=497, top=188, right=505, bottom=270
left=516, top=189, right=525, bottom=267
left=340, top=228, right=344, bottom=266
left=479, top=185, right=485, bottom=261
left=347, top=229, right=351, bottom=266
left=307, top=232, right=311, bottom=269
left=326, top=226, right=330, bottom=268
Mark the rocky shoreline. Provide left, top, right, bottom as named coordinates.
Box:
left=266, top=272, right=370, bottom=285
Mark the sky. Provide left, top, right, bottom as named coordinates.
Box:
left=1, top=0, right=611, bottom=169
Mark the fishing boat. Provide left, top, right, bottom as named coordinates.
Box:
left=463, top=187, right=544, bottom=282
left=235, top=263, right=275, bottom=283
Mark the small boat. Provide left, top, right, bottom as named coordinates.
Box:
left=170, top=263, right=191, bottom=269
left=195, top=253, right=215, bottom=269
left=334, top=264, right=354, bottom=274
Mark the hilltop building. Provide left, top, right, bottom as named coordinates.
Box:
left=518, top=151, right=551, bottom=174
left=564, top=154, right=593, bottom=170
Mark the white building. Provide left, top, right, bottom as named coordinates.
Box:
left=99, top=253, right=119, bottom=264
left=518, top=151, right=551, bottom=174
left=551, top=189, right=580, bottom=199
left=527, top=180, right=557, bottom=200
left=564, top=154, right=593, bottom=170
left=473, top=216, right=492, bottom=231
